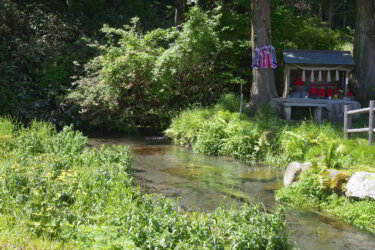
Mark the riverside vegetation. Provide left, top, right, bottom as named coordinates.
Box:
left=166, top=94, right=375, bottom=233
left=0, top=117, right=290, bottom=249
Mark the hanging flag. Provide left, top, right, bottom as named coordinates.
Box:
left=302, top=70, right=306, bottom=81
left=318, top=70, right=322, bottom=81
left=335, top=70, right=339, bottom=81
left=252, top=45, right=277, bottom=69
left=327, top=71, right=331, bottom=82
left=310, top=70, right=315, bottom=82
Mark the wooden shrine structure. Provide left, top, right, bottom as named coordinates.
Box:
left=272, top=49, right=360, bottom=122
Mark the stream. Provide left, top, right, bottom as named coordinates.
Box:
left=88, top=136, right=375, bottom=250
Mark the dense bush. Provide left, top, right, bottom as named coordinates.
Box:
left=67, top=7, right=226, bottom=130
left=0, top=117, right=290, bottom=249
left=166, top=96, right=272, bottom=162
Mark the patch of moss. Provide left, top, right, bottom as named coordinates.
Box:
left=238, top=169, right=278, bottom=182
left=221, top=188, right=254, bottom=203
left=321, top=170, right=350, bottom=193
left=132, top=146, right=169, bottom=155
left=161, top=163, right=221, bottom=178
left=263, top=183, right=283, bottom=191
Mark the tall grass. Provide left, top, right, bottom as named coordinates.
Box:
left=0, top=117, right=290, bottom=249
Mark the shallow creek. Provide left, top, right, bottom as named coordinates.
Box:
left=88, top=136, right=375, bottom=250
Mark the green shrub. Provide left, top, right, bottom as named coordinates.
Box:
left=276, top=166, right=330, bottom=207
left=167, top=102, right=264, bottom=162
left=17, top=120, right=56, bottom=155
left=165, top=108, right=213, bottom=146
left=45, top=125, right=87, bottom=156
left=214, top=93, right=241, bottom=113
left=219, top=119, right=260, bottom=161
left=278, top=122, right=340, bottom=163
left=0, top=116, right=17, bottom=137
left=193, top=116, right=228, bottom=155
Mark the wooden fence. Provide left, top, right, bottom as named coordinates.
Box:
left=344, top=100, right=375, bottom=145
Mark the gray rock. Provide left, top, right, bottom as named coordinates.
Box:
left=345, top=172, right=375, bottom=200
left=283, top=162, right=312, bottom=187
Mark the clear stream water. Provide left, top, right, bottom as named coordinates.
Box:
left=88, top=136, right=375, bottom=250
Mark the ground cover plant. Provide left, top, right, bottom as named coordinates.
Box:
left=0, top=116, right=290, bottom=249
left=166, top=95, right=375, bottom=233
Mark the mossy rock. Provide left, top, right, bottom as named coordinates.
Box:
left=320, top=169, right=350, bottom=193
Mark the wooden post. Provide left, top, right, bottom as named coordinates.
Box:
left=286, top=67, right=290, bottom=95
left=314, top=107, right=323, bottom=123
left=369, top=100, right=374, bottom=144
left=283, top=67, right=287, bottom=98
left=240, top=83, right=243, bottom=113
left=283, top=66, right=290, bottom=98
left=284, top=106, right=292, bottom=120
left=344, top=104, right=351, bottom=139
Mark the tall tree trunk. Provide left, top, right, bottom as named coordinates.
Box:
left=175, top=0, right=185, bottom=26
left=342, top=0, right=347, bottom=29
left=250, top=0, right=277, bottom=109
left=327, top=0, right=334, bottom=28
left=353, top=0, right=375, bottom=102
left=319, top=2, right=323, bottom=22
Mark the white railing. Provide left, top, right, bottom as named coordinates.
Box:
left=344, top=100, right=375, bottom=145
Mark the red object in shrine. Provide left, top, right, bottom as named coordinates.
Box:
left=347, top=91, right=353, bottom=97
left=309, top=85, right=317, bottom=95
left=326, top=87, right=333, bottom=97
left=318, top=86, right=325, bottom=98
left=294, top=78, right=304, bottom=86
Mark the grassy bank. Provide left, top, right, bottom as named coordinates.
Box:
left=166, top=95, right=375, bottom=170
left=0, top=117, right=290, bottom=249
left=165, top=94, right=375, bottom=233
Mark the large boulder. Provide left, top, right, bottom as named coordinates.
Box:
left=345, top=172, right=375, bottom=200
left=283, top=162, right=312, bottom=187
